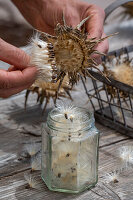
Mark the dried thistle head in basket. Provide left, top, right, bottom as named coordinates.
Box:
left=25, top=75, right=72, bottom=114
left=102, top=56, right=133, bottom=102
left=123, top=2, right=133, bottom=17
left=103, top=57, right=133, bottom=87
left=30, top=16, right=111, bottom=88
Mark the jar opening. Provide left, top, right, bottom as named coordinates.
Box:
left=47, top=106, right=95, bottom=134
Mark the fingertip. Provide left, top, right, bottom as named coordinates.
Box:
left=0, top=38, right=30, bottom=69
left=95, top=38, right=109, bottom=55
left=0, top=82, right=33, bottom=98
left=23, top=66, right=38, bottom=82
left=83, top=4, right=105, bottom=39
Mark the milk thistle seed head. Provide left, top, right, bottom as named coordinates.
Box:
left=100, top=56, right=133, bottom=103
left=25, top=16, right=114, bottom=112
left=30, top=16, right=112, bottom=88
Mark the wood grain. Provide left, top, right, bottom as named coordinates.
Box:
left=0, top=80, right=132, bottom=199
left=0, top=139, right=133, bottom=200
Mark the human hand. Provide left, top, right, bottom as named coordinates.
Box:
left=12, top=0, right=108, bottom=64
left=0, top=38, right=37, bottom=98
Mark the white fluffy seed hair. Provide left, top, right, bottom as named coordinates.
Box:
left=24, top=173, right=39, bottom=189
left=119, top=146, right=133, bottom=167
left=30, top=32, right=53, bottom=82
left=56, top=102, right=79, bottom=118
left=24, top=142, right=41, bottom=157
left=31, top=154, right=41, bottom=171
left=103, top=171, right=119, bottom=184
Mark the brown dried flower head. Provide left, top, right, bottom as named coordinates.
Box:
left=25, top=75, right=72, bottom=114
left=30, top=16, right=110, bottom=87
left=102, top=57, right=133, bottom=102
left=103, top=58, right=133, bottom=87
left=123, top=2, right=133, bottom=17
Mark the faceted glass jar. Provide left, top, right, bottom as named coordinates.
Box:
left=41, top=107, right=99, bottom=193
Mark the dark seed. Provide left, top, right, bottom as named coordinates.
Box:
left=18, top=157, right=23, bottom=161
left=58, top=173, right=61, bottom=178
left=49, top=50, right=54, bottom=53
left=71, top=167, right=76, bottom=173
left=50, top=52, right=55, bottom=56
left=38, top=44, right=42, bottom=48
left=66, top=153, right=70, bottom=157
left=25, top=184, right=30, bottom=189
left=48, top=46, right=53, bottom=49
left=114, top=179, right=119, bottom=183
left=47, top=43, right=53, bottom=47
left=52, top=75, right=57, bottom=79
left=65, top=113, right=68, bottom=119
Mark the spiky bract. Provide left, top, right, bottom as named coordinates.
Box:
left=25, top=75, right=72, bottom=114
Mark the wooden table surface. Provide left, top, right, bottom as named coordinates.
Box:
left=0, top=79, right=132, bottom=200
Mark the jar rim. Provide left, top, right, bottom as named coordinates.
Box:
left=47, top=107, right=95, bottom=133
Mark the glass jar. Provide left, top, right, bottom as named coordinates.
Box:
left=41, top=106, right=99, bottom=193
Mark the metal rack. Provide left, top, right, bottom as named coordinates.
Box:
left=82, top=45, right=133, bottom=138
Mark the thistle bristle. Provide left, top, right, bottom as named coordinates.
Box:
left=25, top=74, right=72, bottom=113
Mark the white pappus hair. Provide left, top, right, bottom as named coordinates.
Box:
left=30, top=32, right=53, bottom=82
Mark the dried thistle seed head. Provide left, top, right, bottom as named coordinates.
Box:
left=123, top=2, right=133, bottom=18
left=103, top=57, right=133, bottom=86
left=31, top=16, right=110, bottom=87
left=109, top=63, right=133, bottom=86
left=101, top=58, right=133, bottom=102
left=25, top=75, right=72, bottom=114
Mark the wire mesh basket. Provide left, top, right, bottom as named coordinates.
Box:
left=82, top=45, right=133, bottom=138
